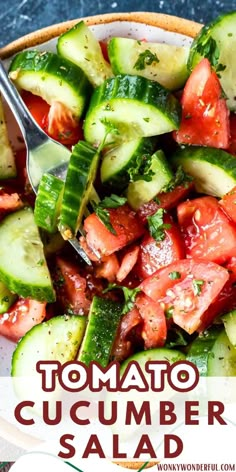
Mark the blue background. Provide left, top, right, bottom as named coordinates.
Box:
left=0, top=0, right=236, bottom=48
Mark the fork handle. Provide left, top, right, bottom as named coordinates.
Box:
left=0, top=59, right=40, bottom=141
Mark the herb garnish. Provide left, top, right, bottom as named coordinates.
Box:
left=103, top=284, right=140, bottom=314
left=134, top=49, right=160, bottom=70
left=162, top=166, right=193, bottom=193
left=165, top=306, right=174, bottom=319
left=169, top=271, right=181, bottom=280
left=195, top=36, right=226, bottom=75
left=99, top=117, right=120, bottom=151
left=128, top=153, right=154, bottom=182
left=147, top=208, right=171, bottom=242
left=193, top=279, right=204, bottom=296
left=91, top=194, right=127, bottom=235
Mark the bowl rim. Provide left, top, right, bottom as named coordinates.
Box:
left=0, top=11, right=202, bottom=59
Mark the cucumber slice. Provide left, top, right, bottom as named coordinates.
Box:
left=0, top=97, right=16, bottom=179
left=9, top=50, right=91, bottom=117
left=84, top=74, right=181, bottom=146
left=0, top=281, right=17, bottom=314
left=170, top=146, right=236, bottom=197
left=0, top=208, right=55, bottom=302
left=222, top=310, right=236, bottom=347
left=188, top=11, right=236, bottom=110
left=120, top=347, right=186, bottom=373
left=100, top=137, right=156, bottom=190
left=11, top=315, right=86, bottom=376
left=40, top=230, right=65, bottom=256
left=57, top=21, right=113, bottom=87
left=127, top=149, right=173, bottom=210
left=108, top=37, right=189, bottom=91
left=207, top=329, right=236, bottom=376
left=186, top=328, right=221, bottom=376
left=78, top=296, right=123, bottom=367
left=59, top=141, right=99, bottom=240
left=34, top=173, right=64, bottom=234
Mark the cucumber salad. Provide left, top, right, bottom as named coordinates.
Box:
left=1, top=11, right=236, bottom=379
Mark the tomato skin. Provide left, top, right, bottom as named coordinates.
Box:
left=174, top=58, right=230, bottom=149
left=136, top=216, right=185, bottom=279
left=111, top=307, right=142, bottom=362
left=22, top=91, right=83, bottom=146
left=200, top=257, right=236, bottom=331
left=178, top=196, right=236, bottom=264
left=137, top=182, right=194, bottom=223
left=140, top=259, right=229, bottom=334
left=0, top=298, right=46, bottom=342
left=227, top=113, right=236, bottom=156
left=21, top=91, right=49, bottom=132
left=219, top=186, right=236, bottom=225
left=99, top=41, right=110, bottom=62
left=117, top=245, right=139, bottom=283
left=55, top=257, right=91, bottom=315
left=47, top=101, right=83, bottom=145
left=135, top=293, right=167, bottom=348
left=84, top=204, right=145, bottom=257
left=95, top=254, right=120, bottom=282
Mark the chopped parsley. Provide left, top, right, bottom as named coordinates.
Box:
left=97, top=194, right=127, bottom=209
left=103, top=284, right=140, bottom=314
left=193, top=279, right=204, bottom=296
left=165, top=306, right=174, bottom=319
left=99, top=117, right=120, bottom=151
left=128, top=153, right=154, bottom=182
left=165, top=325, right=191, bottom=348
left=168, top=271, right=181, bottom=280
left=195, top=36, right=226, bottom=76
left=91, top=203, right=116, bottom=235
left=91, top=194, right=127, bottom=235
left=161, top=166, right=193, bottom=193
left=147, top=208, right=171, bottom=242
left=134, top=49, right=160, bottom=71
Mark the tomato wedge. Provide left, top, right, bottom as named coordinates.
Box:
left=22, top=91, right=83, bottom=146
left=95, top=254, right=120, bottom=282
left=220, top=186, right=236, bottom=224
left=140, top=259, right=229, bottom=334
left=55, top=257, right=91, bottom=315
left=174, top=58, right=230, bottom=149
left=117, top=245, right=139, bottom=283
left=199, top=259, right=236, bottom=331
left=83, top=204, right=145, bottom=257
left=135, top=293, right=167, bottom=348
left=0, top=298, right=46, bottom=342
left=137, top=182, right=194, bottom=223
left=227, top=113, right=236, bottom=156
left=178, top=196, right=236, bottom=264
left=136, top=217, right=185, bottom=279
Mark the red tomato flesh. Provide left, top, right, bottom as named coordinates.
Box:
left=22, top=91, right=83, bottom=146
left=95, top=254, right=120, bottom=282
left=174, top=58, right=230, bottom=149
left=227, top=113, right=236, bottom=156
left=135, top=293, right=167, bottom=348
left=117, top=245, right=140, bottom=283
left=136, top=216, right=185, bottom=279
left=219, top=186, right=236, bottom=225
left=56, top=257, right=91, bottom=315
left=137, top=182, right=194, bottom=223
left=0, top=299, right=46, bottom=342
left=177, top=196, right=236, bottom=264
left=83, top=204, right=145, bottom=257
left=140, top=259, right=229, bottom=334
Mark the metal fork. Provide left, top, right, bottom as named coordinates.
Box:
left=0, top=59, right=92, bottom=265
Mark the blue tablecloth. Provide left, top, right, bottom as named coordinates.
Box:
left=0, top=0, right=236, bottom=47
